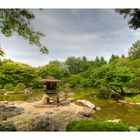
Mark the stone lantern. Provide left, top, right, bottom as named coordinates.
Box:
left=41, top=78, right=62, bottom=105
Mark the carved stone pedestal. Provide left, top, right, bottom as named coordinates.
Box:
left=42, top=94, right=59, bottom=105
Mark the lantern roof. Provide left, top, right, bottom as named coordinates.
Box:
left=40, top=78, right=62, bottom=83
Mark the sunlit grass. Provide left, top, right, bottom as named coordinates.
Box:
left=125, top=96, right=140, bottom=103
left=66, top=119, right=130, bottom=131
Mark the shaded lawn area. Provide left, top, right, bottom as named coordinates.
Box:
left=0, top=89, right=43, bottom=101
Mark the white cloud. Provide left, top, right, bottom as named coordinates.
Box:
left=1, top=9, right=140, bottom=67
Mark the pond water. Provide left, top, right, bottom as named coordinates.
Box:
left=73, top=88, right=140, bottom=127
left=92, top=99, right=140, bottom=126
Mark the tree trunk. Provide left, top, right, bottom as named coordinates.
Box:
left=111, top=87, right=121, bottom=94
left=111, top=87, right=126, bottom=96
left=120, top=87, right=126, bottom=96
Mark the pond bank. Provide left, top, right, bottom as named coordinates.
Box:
left=119, top=100, right=140, bottom=105
left=0, top=100, right=98, bottom=131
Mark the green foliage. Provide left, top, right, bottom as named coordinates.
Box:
left=0, top=47, right=4, bottom=57
left=104, top=67, right=134, bottom=95
left=100, top=56, right=107, bottom=65
left=94, top=56, right=101, bottom=67
left=59, top=82, right=71, bottom=93
left=31, top=77, right=44, bottom=89
left=92, top=64, right=134, bottom=96
left=68, top=74, right=82, bottom=88
left=66, top=120, right=130, bottom=131
left=68, top=75, right=92, bottom=88
left=65, top=56, right=83, bottom=75
left=4, top=84, right=13, bottom=91
left=0, top=9, right=48, bottom=54
left=80, top=56, right=92, bottom=71
left=137, top=125, right=140, bottom=131
left=116, top=9, right=140, bottom=30
left=128, top=40, right=140, bottom=59
left=127, top=58, right=140, bottom=89
left=109, top=54, right=120, bottom=64
left=0, top=51, right=139, bottom=97
left=65, top=56, right=93, bottom=75
left=37, top=64, right=66, bottom=79
left=72, top=88, right=98, bottom=102
left=0, top=60, right=38, bottom=87
left=121, top=54, right=125, bottom=58
left=80, top=78, right=92, bottom=88
left=14, top=83, right=26, bottom=93
left=49, top=60, right=64, bottom=67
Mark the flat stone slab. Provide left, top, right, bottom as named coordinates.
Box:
left=75, top=100, right=96, bottom=109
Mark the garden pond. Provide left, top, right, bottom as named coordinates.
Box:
left=73, top=88, right=140, bottom=127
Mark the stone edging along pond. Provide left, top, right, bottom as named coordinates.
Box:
left=118, top=100, right=140, bottom=105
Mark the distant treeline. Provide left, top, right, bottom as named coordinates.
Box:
left=0, top=40, right=140, bottom=96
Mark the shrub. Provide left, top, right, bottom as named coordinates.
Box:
left=66, top=120, right=129, bottom=131
left=31, top=81, right=44, bottom=89
left=14, top=83, right=26, bottom=93
left=4, top=84, right=13, bottom=91
left=97, top=87, right=111, bottom=99
left=137, top=125, right=140, bottom=131
left=80, top=79, right=92, bottom=88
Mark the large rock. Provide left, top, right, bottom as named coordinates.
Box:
left=75, top=100, right=96, bottom=110
left=60, top=100, right=71, bottom=105
left=42, top=94, right=49, bottom=105
left=78, top=109, right=95, bottom=118
left=0, top=114, right=7, bottom=121
left=0, top=105, right=24, bottom=118
left=0, top=120, right=16, bottom=131
left=107, top=119, right=122, bottom=123
left=11, top=114, right=50, bottom=131
left=66, top=98, right=76, bottom=102
left=0, top=103, right=5, bottom=108
left=95, top=106, right=101, bottom=111
left=129, top=126, right=137, bottom=131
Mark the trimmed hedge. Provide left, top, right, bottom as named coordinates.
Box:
left=4, top=84, right=13, bottom=91
left=14, top=83, right=26, bottom=93
left=137, top=125, right=140, bottom=131
left=66, top=120, right=130, bottom=131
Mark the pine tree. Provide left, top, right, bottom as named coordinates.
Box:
left=121, top=54, right=125, bottom=58
left=100, top=57, right=107, bottom=65
left=109, top=54, right=119, bottom=63
left=94, top=56, right=101, bottom=67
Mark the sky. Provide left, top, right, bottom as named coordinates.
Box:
left=1, top=9, right=140, bottom=67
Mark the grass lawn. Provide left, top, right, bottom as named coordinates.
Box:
left=125, top=96, right=140, bottom=103
left=66, top=120, right=130, bottom=131
left=0, top=89, right=43, bottom=101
